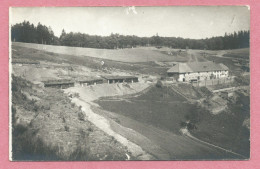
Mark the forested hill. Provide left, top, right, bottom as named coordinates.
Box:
left=11, top=21, right=249, bottom=50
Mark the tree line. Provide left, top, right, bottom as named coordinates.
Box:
left=11, top=21, right=250, bottom=50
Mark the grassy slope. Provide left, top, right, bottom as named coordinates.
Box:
left=201, top=48, right=249, bottom=58
left=97, top=86, right=193, bottom=134
left=222, top=48, right=250, bottom=59
left=13, top=42, right=180, bottom=62
left=191, top=90, right=250, bottom=157
left=97, top=85, right=250, bottom=157
left=12, top=43, right=249, bottom=77
left=11, top=76, right=129, bottom=161
left=205, top=48, right=250, bottom=75
left=12, top=45, right=168, bottom=76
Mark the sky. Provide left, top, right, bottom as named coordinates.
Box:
left=10, top=6, right=250, bottom=39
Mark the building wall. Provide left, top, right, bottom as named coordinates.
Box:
left=44, top=83, right=74, bottom=89
left=107, top=78, right=138, bottom=84
left=78, top=80, right=104, bottom=86
left=177, top=70, right=229, bottom=82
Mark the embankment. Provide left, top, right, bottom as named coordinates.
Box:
left=64, top=82, right=155, bottom=160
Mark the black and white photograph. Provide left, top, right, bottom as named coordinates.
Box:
left=10, top=6, right=250, bottom=161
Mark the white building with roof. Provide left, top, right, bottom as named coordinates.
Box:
left=167, top=61, right=229, bottom=82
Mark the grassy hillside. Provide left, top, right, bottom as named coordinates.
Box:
left=12, top=42, right=249, bottom=77
left=13, top=42, right=181, bottom=63
left=12, top=45, right=168, bottom=76
left=97, top=86, right=196, bottom=134
left=191, top=89, right=250, bottom=157
left=11, top=75, right=129, bottom=161
left=222, top=48, right=250, bottom=59
left=200, top=48, right=249, bottom=59
left=97, top=85, right=250, bottom=157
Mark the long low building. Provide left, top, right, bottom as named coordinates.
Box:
left=167, top=61, right=229, bottom=82
left=102, top=75, right=138, bottom=84
left=77, top=77, right=104, bottom=86
left=42, top=79, right=75, bottom=89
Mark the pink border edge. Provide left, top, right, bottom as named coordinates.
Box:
left=0, top=0, right=259, bottom=169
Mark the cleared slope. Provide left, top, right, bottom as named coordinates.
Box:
left=92, top=105, right=242, bottom=160
left=13, top=42, right=178, bottom=63
left=96, top=86, right=249, bottom=159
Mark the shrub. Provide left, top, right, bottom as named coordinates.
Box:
left=12, top=127, right=61, bottom=161
left=78, top=111, right=85, bottom=121
left=156, top=80, right=163, bottom=88
left=62, top=117, right=66, bottom=123
left=79, top=129, right=89, bottom=138
left=200, top=86, right=212, bottom=97
left=234, top=76, right=250, bottom=86
left=12, top=106, right=17, bottom=124
left=74, top=93, right=80, bottom=98
left=115, top=118, right=121, bottom=124
left=160, top=76, right=166, bottom=80
left=69, top=146, right=94, bottom=161
left=180, top=121, right=187, bottom=128
left=87, top=127, right=93, bottom=132
left=64, top=125, right=70, bottom=132
left=33, top=104, right=39, bottom=112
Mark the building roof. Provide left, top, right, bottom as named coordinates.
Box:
left=42, top=79, right=74, bottom=85
left=167, top=61, right=229, bottom=73
left=102, top=75, right=138, bottom=80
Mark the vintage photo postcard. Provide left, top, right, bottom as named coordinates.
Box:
left=9, top=6, right=250, bottom=161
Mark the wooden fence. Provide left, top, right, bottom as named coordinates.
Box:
left=191, top=77, right=234, bottom=87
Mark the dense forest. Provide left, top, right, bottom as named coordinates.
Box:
left=11, top=21, right=250, bottom=50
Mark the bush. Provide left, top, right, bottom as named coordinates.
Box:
left=160, top=76, right=166, bottom=80
left=87, top=127, right=93, bottom=132
left=200, top=86, right=212, bottom=97
left=156, top=80, right=163, bottom=88
left=234, top=76, right=250, bottom=86
left=12, top=106, right=17, bottom=124
left=12, top=127, right=61, bottom=161
left=69, top=146, right=94, bottom=161
left=78, top=111, right=85, bottom=121
left=64, top=125, right=70, bottom=132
